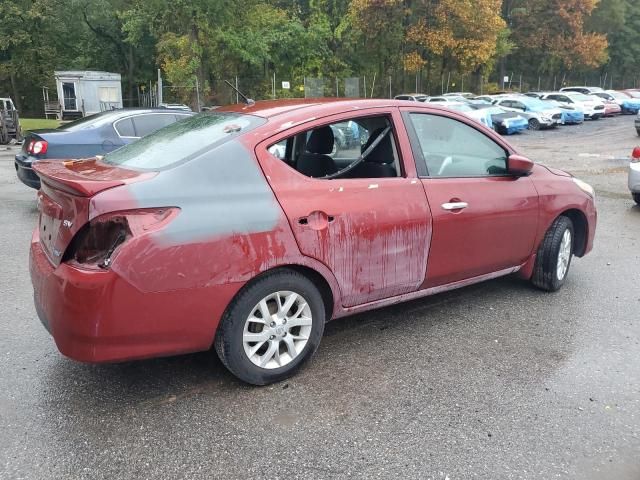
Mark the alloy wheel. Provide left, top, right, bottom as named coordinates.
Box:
left=556, top=229, right=572, bottom=280
left=242, top=291, right=313, bottom=369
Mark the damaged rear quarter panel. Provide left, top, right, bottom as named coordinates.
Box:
left=91, top=139, right=301, bottom=294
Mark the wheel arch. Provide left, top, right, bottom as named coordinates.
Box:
left=559, top=208, right=588, bottom=257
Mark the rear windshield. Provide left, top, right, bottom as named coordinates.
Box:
left=102, top=113, right=265, bottom=170
left=57, top=111, right=118, bottom=131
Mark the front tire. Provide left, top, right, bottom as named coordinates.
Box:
left=528, top=118, right=541, bottom=130
left=214, top=269, right=326, bottom=385
left=532, top=216, right=574, bottom=292
left=633, top=193, right=640, bottom=205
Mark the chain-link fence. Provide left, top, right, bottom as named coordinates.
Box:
left=129, top=70, right=640, bottom=111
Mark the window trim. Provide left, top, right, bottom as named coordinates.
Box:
left=264, top=112, right=407, bottom=180
left=112, top=112, right=190, bottom=139
left=401, top=110, right=512, bottom=179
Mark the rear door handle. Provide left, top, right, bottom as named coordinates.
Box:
left=442, top=202, right=468, bottom=211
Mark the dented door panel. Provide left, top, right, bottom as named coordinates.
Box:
left=254, top=109, right=432, bottom=307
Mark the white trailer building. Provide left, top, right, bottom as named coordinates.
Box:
left=53, top=71, right=123, bottom=119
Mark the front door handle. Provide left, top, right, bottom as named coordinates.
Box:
left=442, top=202, right=468, bottom=211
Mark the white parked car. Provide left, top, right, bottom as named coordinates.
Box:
left=427, top=96, right=470, bottom=104
left=441, top=102, right=493, bottom=129
left=541, top=92, right=605, bottom=120
left=493, top=97, right=563, bottom=130
left=560, top=86, right=604, bottom=95
left=394, top=93, right=429, bottom=102
left=442, top=92, right=475, bottom=98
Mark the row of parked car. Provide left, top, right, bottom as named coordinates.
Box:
left=396, top=86, right=640, bottom=205
left=395, top=86, right=640, bottom=135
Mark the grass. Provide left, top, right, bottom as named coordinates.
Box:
left=20, top=118, right=61, bottom=132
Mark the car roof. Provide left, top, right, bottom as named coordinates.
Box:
left=217, top=98, right=419, bottom=118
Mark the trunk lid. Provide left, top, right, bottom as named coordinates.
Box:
left=33, top=159, right=154, bottom=266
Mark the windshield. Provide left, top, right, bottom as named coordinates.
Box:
left=446, top=104, right=474, bottom=112
left=103, top=113, right=266, bottom=170
left=519, top=98, right=551, bottom=111
left=57, top=111, right=119, bottom=131
left=610, top=91, right=630, bottom=99
left=566, top=93, right=591, bottom=101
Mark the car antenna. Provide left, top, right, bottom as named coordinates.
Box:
left=224, top=80, right=255, bottom=106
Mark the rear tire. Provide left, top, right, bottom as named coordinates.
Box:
left=633, top=193, right=640, bottom=205
left=532, top=216, right=574, bottom=292
left=528, top=118, right=541, bottom=130
left=214, top=269, right=325, bottom=385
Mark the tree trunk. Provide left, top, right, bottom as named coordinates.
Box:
left=128, top=44, right=135, bottom=107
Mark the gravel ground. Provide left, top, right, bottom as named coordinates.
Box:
left=1, top=115, right=639, bottom=479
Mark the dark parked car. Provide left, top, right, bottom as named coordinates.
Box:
left=30, top=99, right=597, bottom=385
left=15, top=109, right=192, bottom=189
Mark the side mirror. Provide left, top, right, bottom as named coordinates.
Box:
left=508, top=154, right=534, bottom=176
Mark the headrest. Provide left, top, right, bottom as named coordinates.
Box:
left=306, top=126, right=335, bottom=154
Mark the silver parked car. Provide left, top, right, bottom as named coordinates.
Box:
left=630, top=146, right=640, bottom=205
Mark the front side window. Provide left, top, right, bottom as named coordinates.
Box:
left=266, top=115, right=400, bottom=179
left=408, top=113, right=508, bottom=177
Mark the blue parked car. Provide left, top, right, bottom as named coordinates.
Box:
left=541, top=100, right=585, bottom=124
left=471, top=105, right=529, bottom=134
left=15, top=108, right=193, bottom=189
left=591, top=91, right=640, bottom=114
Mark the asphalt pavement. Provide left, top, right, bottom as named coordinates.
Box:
left=1, top=115, right=639, bottom=479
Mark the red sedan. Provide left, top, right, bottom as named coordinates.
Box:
left=30, top=99, right=597, bottom=385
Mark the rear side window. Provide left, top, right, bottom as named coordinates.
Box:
left=266, top=115, right=401, bottom=179
left=132, top=114, right=177, bottom=137
left=103, top=113, right=265, bottom=170
left=114, top=117, right=135, bottom=137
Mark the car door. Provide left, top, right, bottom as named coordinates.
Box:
left=255, top=109, right=432, bottom=307
left=402, top=109, right=539, bottom=288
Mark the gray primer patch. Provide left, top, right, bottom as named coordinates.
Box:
left=123, top=140, right=281, bottom=245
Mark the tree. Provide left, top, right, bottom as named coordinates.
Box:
left=510, top=0, right=608, bottom=74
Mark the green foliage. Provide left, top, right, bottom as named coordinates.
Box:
left=0, top=0, right=636, bottom=113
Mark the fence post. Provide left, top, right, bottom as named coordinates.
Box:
left=235, top=76, right=239, bottom=104
left=157, top=69, right=163, bottom=105
left=273, top=72, right=276, bottom=99
left=336, top=78, right=339, bottom=97
left=389, top=76, right=392, bottom=99
left=195, top=76, right=201, bottom=112
left=364, top=76, right=367, bottom=98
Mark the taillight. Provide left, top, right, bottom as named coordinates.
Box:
left=64, top=208, right=179, bottom=269
left=27, top=140, right=48, bottom=155
left=632, top=147, right=640, bottom=163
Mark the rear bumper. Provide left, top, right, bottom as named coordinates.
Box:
left=29, top=230, right=243, bottom=363
left=561, top=112, right=584, bottom=124
left=14, top=154, right=41, bottom=189
left=629, top=162, right=640, bottom=193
